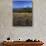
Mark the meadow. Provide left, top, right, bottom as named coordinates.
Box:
left=13, top=12, right=32, bottom=26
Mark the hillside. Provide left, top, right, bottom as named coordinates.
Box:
left=13, top=8, right=32, bottom=13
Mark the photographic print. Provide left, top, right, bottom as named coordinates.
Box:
left=13, top=0, right=32, bottom=26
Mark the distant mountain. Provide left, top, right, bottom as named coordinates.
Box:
left=13, top=8, right=32, bottom=13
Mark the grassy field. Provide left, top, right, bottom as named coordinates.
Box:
left=13, top=12, right=32, bottom=26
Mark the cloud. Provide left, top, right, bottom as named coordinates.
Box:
left=23, top=3, right=32, bottom=8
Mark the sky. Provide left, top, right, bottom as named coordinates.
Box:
left=13, top=0, right=32, bottom=1
left=13, top=0, right=32, bottom=8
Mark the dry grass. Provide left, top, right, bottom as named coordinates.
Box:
left=13, top=12, right=32, bottom=26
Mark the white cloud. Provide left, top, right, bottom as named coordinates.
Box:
left=24, top=5, right=30, bottom=8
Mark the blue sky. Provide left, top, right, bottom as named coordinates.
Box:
left=13, top=0, right=32, bottom=1
left=13, top=0, right=32, bottom=8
